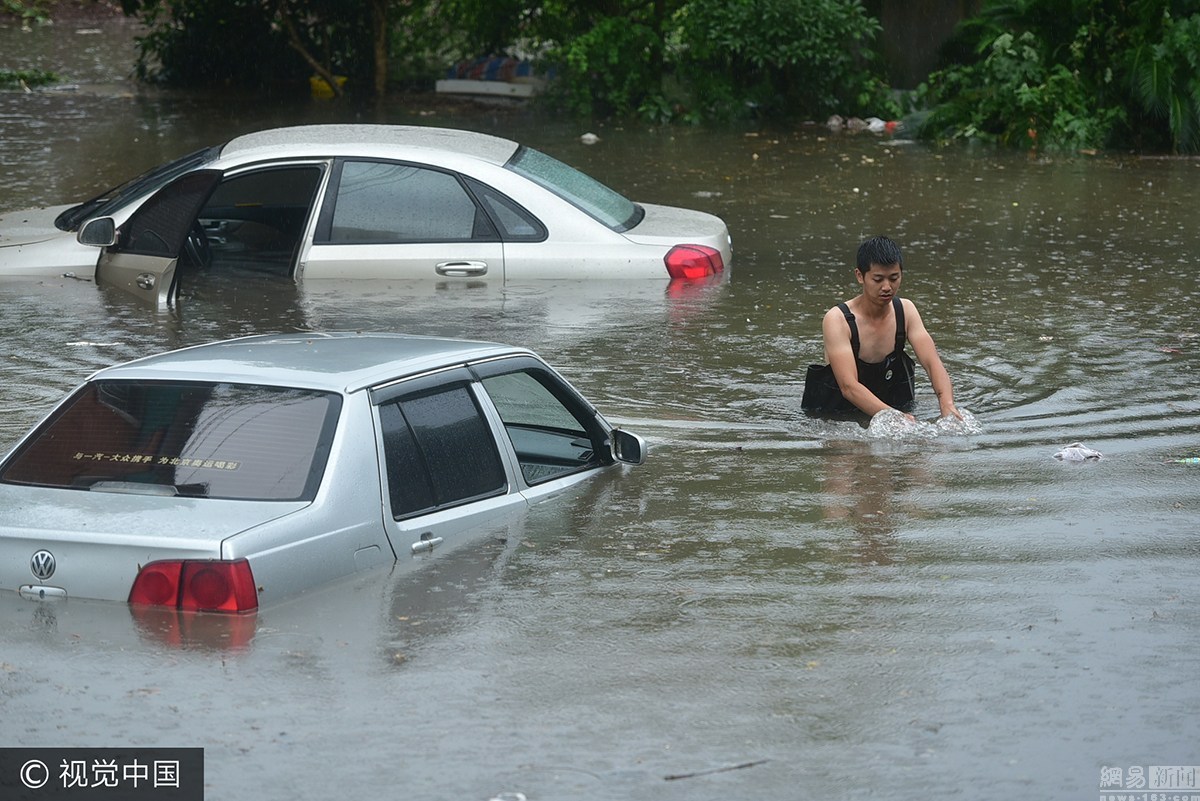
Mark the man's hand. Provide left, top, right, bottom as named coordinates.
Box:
left=940, top=405, right=964, bottom=421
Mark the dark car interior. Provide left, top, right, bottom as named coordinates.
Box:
left=183, top=166, right=324, bottom=278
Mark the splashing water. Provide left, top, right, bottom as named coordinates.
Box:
left=866, top=408, right=983, bottom=440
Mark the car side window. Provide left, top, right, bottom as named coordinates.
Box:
left=326, top=160, right=495, bottom=243
left=479, top=370, right=603, bottom=484
left=463, top=177, right=547, bottom=242
left=378, top=384, right=507, bottom=519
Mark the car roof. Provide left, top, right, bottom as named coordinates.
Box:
left=91, top=332, right=532, bottom=393
left=220, top=124, right=521, bottom=166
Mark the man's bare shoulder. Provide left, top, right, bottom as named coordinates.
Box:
left=822, top=305, right=854, bottom=349
left=898, top=296, right=925, bottom=321
left=823, top=302, right=853, bottom=321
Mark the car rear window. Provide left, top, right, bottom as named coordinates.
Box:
left=0, top=380, right=341, bottom=501
left=504, top=146, right=643, bottom=232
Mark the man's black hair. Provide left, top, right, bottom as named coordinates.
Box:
left=856, top=235, right=903, bottom=272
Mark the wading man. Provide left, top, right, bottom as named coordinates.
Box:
left=802, top=235, right=962, bottom=420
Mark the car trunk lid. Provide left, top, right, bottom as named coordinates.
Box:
left=622, top=202, right=729, bottom=245
left=0, top=485, right=306, bottom=603
left=621, top=202, right=732, bottom=275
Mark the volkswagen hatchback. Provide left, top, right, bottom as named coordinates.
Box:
left=0, top=332, right=646, bottom=611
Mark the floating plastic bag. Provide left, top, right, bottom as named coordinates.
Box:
left=1053, top=442, right=1103, bottom=461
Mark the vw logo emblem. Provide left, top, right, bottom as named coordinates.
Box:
left=30, top=550, right=56, bottom=582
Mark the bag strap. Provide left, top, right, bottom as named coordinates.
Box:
left=838, top=302, right=859, bottom=358
left=842, top=299, right=907, bottom=358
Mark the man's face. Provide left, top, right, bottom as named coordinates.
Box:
left=856, top=262, right=902, bottom=303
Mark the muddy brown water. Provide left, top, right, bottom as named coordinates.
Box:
left=1, top=16, right=1198, bottom=801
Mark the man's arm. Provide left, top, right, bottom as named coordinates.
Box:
left=902, top=298, right=962, bottom=419
left=823, top=306, right=893, bottom=417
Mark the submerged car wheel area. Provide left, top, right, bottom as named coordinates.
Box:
left=0, top=332, right=646, bottom=612
left=0, top=124, right=733, bottom=306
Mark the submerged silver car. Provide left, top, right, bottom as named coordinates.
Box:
left=0, top=332, right=645, bottom=611
left=0, top=124, right=731, bottom=307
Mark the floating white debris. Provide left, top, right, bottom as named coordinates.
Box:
left=1054, top=442, right=1103, bottom=461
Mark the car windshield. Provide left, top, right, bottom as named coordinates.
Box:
left=0, top=379, right=341, bottom=501
left=54, top=145, right=222, bottom=232
left=505, top=146, right=643, bottom=232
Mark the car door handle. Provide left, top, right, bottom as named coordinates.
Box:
left=410, top=535, right=444, bottom=554
left=435, top=261, right=488, bottom=277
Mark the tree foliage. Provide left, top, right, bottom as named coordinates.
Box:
left=118, top=0, right=1197, bottom=150
left=2, top=0, right=50, bottom=23
left=119, top=0, right=891, bottom=121
left=916, top=0, right=1200, bottom=153
left=527, top=0, right=892, bottom=121
left=1128, top=8, right=1200, bottom=153
left=120, top=0, right=375, bottom=92
left=673, top=0, right=890, bottom=121
left=0, top=68, right=57, bottom=88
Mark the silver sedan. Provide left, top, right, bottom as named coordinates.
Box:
left=0, top=332, right=646, bottom=611
left=0, top=124, right=732, bottom=306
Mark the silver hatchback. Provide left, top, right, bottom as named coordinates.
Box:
left=0, top=332, right=645, bottom=611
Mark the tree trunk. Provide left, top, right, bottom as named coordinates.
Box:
left=276, top=3, right=344, bottom=98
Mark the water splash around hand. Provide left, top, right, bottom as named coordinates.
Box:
left=867, top=407, right=983, bottom=440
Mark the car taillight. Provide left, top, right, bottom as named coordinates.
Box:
left=129, top=559, right=258, bottom=613
left=664, top=244, right=725, bottom=280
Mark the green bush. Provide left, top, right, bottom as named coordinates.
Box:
left=124, top=0, right=302, bottom=86
left=543, top=17, right=664, bottom=118
left=919, top=30, right=1120, bottom=150
left=118, top=0, right=899, bottom=123
left=0, top=68, right=57, bottom=88
left=122, top=0, right=372, bottom=89
left=671, top=0, right=892, bottom=121
left=917, top=0, right=1200, bottom=153
left=1, top=0, right=49, bottom=23
left=1129, top=9, right=1200, bottom=153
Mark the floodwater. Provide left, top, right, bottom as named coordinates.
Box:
left=2, top=15, right=1199, bottom=801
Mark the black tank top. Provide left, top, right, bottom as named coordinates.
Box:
left=800, top=296, right=916, bottom=414
left=840, top=297, right=907, bottom=400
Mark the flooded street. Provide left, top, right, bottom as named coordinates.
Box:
left=2, top=16, right=1199, bottom=800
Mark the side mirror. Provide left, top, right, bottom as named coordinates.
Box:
left=610, top=429, right=647, bottom=465
left=77, top=217, right=117, bottom=248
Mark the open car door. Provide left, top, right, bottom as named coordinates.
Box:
left=96, top=170, right=222, bottom=307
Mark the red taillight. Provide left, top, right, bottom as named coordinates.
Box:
left=129, top=559, right=258, bottom=613
left=664, top=244, right=725, bottom=280
left=129, top=562, right=180, bottom=606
